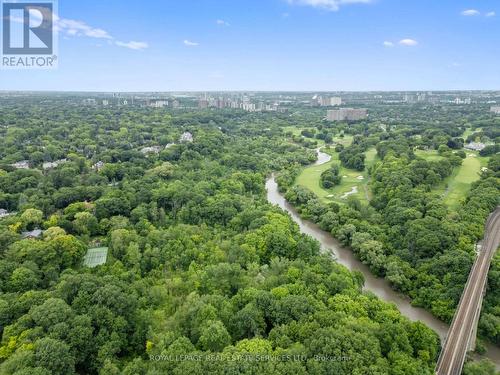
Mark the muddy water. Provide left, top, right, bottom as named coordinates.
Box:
left=265, top=148, right=500, bottom=367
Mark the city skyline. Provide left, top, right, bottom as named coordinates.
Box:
left=0, top=0, right=499, bottom=91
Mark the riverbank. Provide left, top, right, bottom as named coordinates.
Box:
left=266, top=149, right=500, bottom=369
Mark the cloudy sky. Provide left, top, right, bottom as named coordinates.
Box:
left=1, top=0, right=499, bottom=91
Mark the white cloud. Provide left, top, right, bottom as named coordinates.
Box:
left=399, top=38, right=418, bottom=46
left=8, top=12, right=149, bottom=50
left=383, top=41, right=394, bottom=47
left=461, top=9, right=480, bottom=16
left=486, top=11, right=496, bottom=17
left=115, top=41, right=149, bottom=50
left=183, top=40, right=199, bottom=46
left=59, top=17, right=148, bottom=50
left=56, top=17, right=113, bottom=39
left=286, top=0, right=373, bottom=12
left=216, top=19, right=230, bottom=26
left=9, top=13, right=113, bottom=39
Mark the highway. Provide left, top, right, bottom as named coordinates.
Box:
left=436, top=206, right=500, bottom=375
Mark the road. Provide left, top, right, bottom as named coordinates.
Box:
left=436, top=206, right=500, bottom=375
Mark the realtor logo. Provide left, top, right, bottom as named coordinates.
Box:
left=1, top=0, right=57, bottom=68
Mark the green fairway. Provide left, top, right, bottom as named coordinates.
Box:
left=298, top=143, right=488, bottom=207
left=414, top=149, right=445, bottom=161
left=295, top=147, right=377, bottom=204
left=461, top=127, right=481, bottom=140
left=443, top=152, right=488, bottom=208
left=415, top=149, right=488, bottom=208
left=282, top=126, right=303, bottom=137
left=332, top=134, right=354, bottom=147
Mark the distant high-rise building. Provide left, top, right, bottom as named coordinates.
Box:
left=82, top=98, right=96, bottom=106
left=149, top=100, right=167, bottom=108
left=102, top=100, right=109, bottom=106
left=198, top=99, right=208, bottom=109
left=316, top=96, right=342, bottom=106
left=327, top=108, right=367, bottom=121
left=241, top=102, right=256, bottom=112
left=216, top=98, right=226, bottom=109
left=453, top=97, right=472, bottom=105
left=417, top=93, right=427, bottom=102
left=330, top=97, right=342, bottom=106
left=404, top=93, right=416, bottom=104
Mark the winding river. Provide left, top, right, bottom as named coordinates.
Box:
left=266, top=149, right=500, bottom=367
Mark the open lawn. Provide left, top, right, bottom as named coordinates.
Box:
left=415, top=149, right=488, bottom=209
left=332, top=134, right=354, bottom=147
left=282, top=126, right=303, bottom=137
left=296, top=147, right=377, bottom=204
left=414, top=149, right=445, bottom=161
left=282, top=126, right=326, bottom=146
left=298, top=141, right=488, bottom=207
left=443, top=152, right=488, bottom=208
left=462, top=127, right=481, bottom=141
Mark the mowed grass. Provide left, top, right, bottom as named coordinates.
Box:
left=293, top=124, right=489, bottom=208
left=443, top=152, right=488, bottom=208
left=296, top=146, right=377, bottom=204
left=415, top=149, right=488, bottom=209
left=282, top=126, right=303, bottom=137
left=414, top=150, right=445, bottom=161
left=462, top=127, right=481, bottom=140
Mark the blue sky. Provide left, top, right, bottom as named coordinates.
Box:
left=1, top=0, right=499, bottom=91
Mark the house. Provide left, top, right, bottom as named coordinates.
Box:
left=0, top=209, right=11, bottom=218
left=179, top=132, right=193, bottom=143
left=140, top=146, right=162, bottom=155
left=21, top=229, right=43, bottom=239
left=42, top=159, right=67, bottom=170
left=92, top=161, right=105, bottom=171
left=11, top=160, right=30, bottom=169
left=464, top=142, right=486, bottom=151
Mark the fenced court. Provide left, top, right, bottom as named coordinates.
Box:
left=83, top=247, right=108, bottom=267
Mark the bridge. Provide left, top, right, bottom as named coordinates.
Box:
left=436, top=206, right=500, bottom=375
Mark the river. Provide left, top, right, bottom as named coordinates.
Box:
left=265, top=148, right=500, bottom=367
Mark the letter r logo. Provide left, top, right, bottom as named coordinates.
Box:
left=2, top=2, right=53, bottom=55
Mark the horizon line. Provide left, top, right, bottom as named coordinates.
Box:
left=1, top=89, right=500, bottom=94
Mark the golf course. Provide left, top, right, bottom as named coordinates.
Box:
left=295, top=129, right=489, bottom=207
